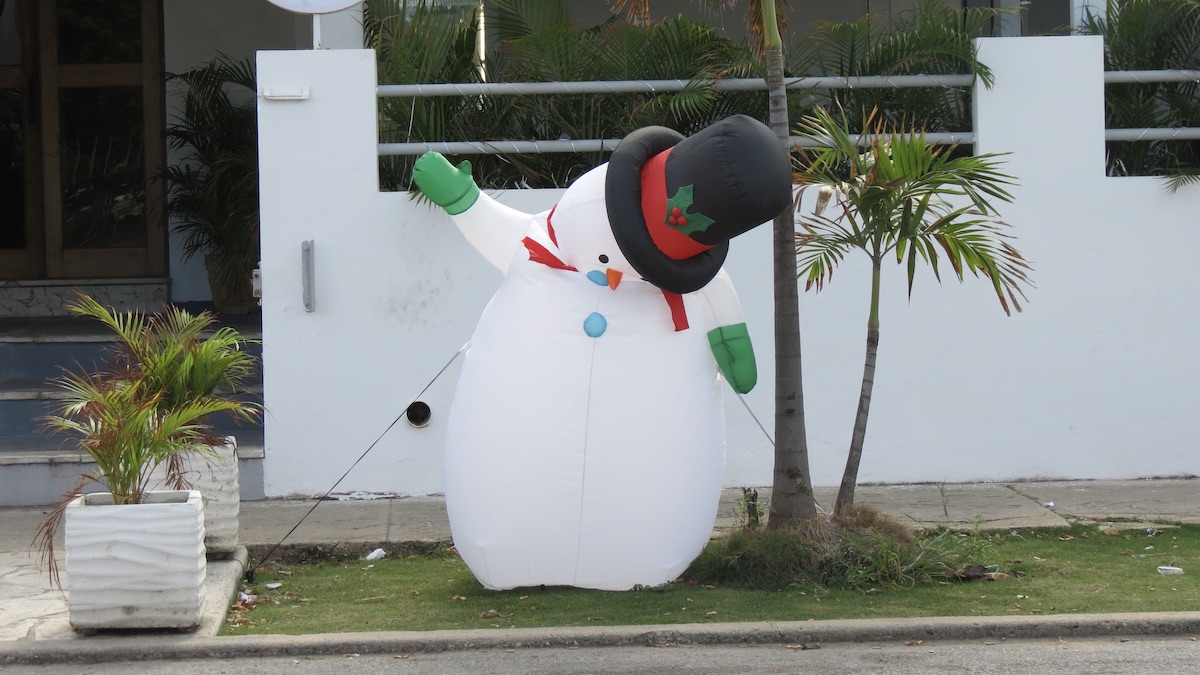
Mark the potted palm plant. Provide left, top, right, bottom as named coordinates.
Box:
left=34, top=296, right=260, bottom=631
left=36, top=373, right=243, bottom=630
left=163, top=54, right=260, bottom=314
left=63, top=294, right=262, bottom=556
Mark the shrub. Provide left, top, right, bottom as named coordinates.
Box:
left=686, top=504, right=992, bottom=591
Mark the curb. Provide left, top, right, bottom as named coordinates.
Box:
left=4, top=612, right=1199, bottom=665
left=197, top=547, right=249, bottom=637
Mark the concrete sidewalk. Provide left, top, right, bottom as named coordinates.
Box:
left=2, top=478, right=1198, bottom=662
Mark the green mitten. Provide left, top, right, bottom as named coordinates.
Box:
left=707, top=323, right=757, bottom=394
left=412, top=151, right=480, bottom=215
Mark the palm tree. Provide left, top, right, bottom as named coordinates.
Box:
left=609, top=0, right=818, bottom=524
left=760, top=0, right=817, bottom=525
left=793, top=107, right=1032, bottom=516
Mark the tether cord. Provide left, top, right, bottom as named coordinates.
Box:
left=245, top=343, right=469, bottom=582
left=735, top=390, right=774, bottom=448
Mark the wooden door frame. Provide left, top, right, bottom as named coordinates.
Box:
left=0, top=0, right=165, bottom=281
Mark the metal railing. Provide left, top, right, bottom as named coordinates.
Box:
left=1103, top=70, right=1200, bottom=142
left=376, top=70, right=1200, bottom=156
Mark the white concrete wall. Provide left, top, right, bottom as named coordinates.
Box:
left=257, top=37, right=1200, bottom=498
left=796, top=36, right=1200, bottom=486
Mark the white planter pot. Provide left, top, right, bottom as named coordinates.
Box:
left=147, top=437, right=241, bottom=557
left=65, top=490, right=207, bottom=631
left=188, top=437, right=241, bottom=556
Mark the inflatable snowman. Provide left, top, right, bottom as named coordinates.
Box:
left=413, top=114, right=792, bottom=591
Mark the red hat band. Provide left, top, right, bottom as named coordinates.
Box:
left=639, top=148, right=715, bottom=261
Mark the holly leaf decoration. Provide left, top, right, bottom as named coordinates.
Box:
left=665, top=184, right=716, bottom=237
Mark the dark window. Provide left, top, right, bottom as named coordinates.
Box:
left=0, top=0, right=21, bottom=65
left=0, top=90, right=24, bottom=250
left=57, top=0, right=141, bottom=65
left=59, top=87, right=146, bottom=249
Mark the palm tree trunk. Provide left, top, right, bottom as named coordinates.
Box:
left=762, top=0, right=818, bottom=526
left=834, top=257, right=882, bottom=516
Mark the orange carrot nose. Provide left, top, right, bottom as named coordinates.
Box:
left=606, top=269, right=623, bottom=290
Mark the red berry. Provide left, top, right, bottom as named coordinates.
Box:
left=671, top=207, right=682, bottom=217
left=677, top=216, right=687, bottom=226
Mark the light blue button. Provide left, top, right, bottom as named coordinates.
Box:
left=583, top=312, right=607, bottom=338
left=587, top=270, right=607, bottom=286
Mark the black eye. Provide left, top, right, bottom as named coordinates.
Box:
left=599, top=254, right=609, bottom=264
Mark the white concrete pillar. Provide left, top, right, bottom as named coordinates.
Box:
left=311, top=5, right=365, bottom=49
left=974, top=36, right=1107, bottom=179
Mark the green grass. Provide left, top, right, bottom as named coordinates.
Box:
left=222, top=523, right=1200, bottom=636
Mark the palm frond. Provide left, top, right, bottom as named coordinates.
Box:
left=1165, top=168, right=1200, bottom=192
left=607, top=0, right=650, bottom=26
left=490, top=0, right=571, bottom=42
left=792, top=106, right=1032, bottom=314
left=930, top=217, right=1032, bottom=315
left=794, top=227, right=855, bottom=293
left=794, top=181, right=870, bottom=293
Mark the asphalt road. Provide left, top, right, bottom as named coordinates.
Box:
left=8, top=636, right=1200, bottom=674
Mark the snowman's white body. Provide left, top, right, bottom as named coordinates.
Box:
left=443, top=165, right=744, bottom=591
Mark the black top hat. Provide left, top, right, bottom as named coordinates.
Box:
left=605, top=114, right=793, bottom=295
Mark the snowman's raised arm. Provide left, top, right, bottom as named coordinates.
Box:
left=692, top=269, right=757, bottom=395
left=446, top=191, right=538, bottom=274
left=413, top=151, right=533, bottom=274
